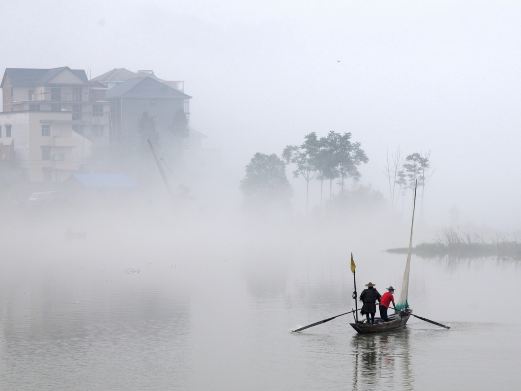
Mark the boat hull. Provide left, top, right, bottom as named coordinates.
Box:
left=349, top=309, right=411, bottom=334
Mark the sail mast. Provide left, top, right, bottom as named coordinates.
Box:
left=350, top=253, right=358, bottom=322
left=396, top=179, right=418, bottom=310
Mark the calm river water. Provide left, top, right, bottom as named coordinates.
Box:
left=0, top=215, right=520, bottom=390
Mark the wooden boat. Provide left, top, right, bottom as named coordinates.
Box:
left=293, top=183, right=451, bottom=335
left=349, top=309, right=411, bottom=334
left=348, top=182, right=418, bottom=335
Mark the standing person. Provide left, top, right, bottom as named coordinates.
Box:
left=379, top=286, right=396, bottom=322
left=360, top=282, right=381, bottom=324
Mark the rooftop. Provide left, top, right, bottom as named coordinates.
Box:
left=93, top=68, right=184, bottom=91
left=1, top=67, right=88, bottom=88
left=106, top=76, right=191, bottom=99
left=92, top=68, right=139, bottom=84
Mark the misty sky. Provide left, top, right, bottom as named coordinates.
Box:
left=2, top=0, right=521, bottom=229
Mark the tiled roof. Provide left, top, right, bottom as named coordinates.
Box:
left=93, top=68, right=184, bottom=91
left=106, top=77, right=191, bottom=99
left=91, top=68, right=138, bottom=83
left=1, top=67, right=88, bottom=87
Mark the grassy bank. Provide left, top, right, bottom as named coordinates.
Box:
left=387, top=231, right=521, bottom=260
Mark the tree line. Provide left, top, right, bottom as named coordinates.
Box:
left=241, top=131, right=430, bottom=209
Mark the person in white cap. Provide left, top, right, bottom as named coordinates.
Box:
left=379, top=286, right=396, bottom=321
left=359, top=282, right=381, bottom=324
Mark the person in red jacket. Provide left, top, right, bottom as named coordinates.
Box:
left=379, top=286, right=396, bottom=321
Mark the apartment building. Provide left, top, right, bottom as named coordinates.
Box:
left=93, top=69, right=190, bottom=149
left=1, top=67, right=110, bottom=147
left=0, top=66, right=195, bottom=181
left=0, top=111, right=91, bottom=182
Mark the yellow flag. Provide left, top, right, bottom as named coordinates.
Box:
left=350, top=253, right=356, bottom=273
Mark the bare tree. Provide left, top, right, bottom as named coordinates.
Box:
left=385, top=147, right=402, bottom=206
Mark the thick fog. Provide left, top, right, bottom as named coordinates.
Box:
left=2, top=0, right=521, bottom=228
left=1, top=2, right=521, bottom=390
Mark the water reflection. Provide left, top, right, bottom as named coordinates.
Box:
left=0, top=264, right=192, bottom=391
left=351, top=330, right=413, bottom=391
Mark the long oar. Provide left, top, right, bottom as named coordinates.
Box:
left=292, top=310, right=356, bottom=332
left=411, top=313, right=450, bottom=329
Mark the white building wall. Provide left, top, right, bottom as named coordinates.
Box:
left=0, top=112, right=92, bottom=182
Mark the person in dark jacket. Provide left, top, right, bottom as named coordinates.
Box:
left=360, top=282, right=381, bottom=324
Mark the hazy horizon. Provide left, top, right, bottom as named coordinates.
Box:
left=1, top=3, right=521, bottom=389
left=2, top=0, right=521, bottom=229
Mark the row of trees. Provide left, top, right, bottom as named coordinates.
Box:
left=282, top=131, right=368, bottom=208
left=241, top=131, right=431, bottom=210
left=241, top=131, right=368, bottom=208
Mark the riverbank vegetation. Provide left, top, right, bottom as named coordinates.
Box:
left=387, top=230, right=521, bottom=260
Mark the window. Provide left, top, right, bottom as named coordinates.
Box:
left=41, top=146, right=51, bottom=161
left=5, top=125, right=11, bottom=138
left=28, top=90, right=34, bottom=101
left=73, top=87, right=82, bottom=102
left=29, top=103, right=40, bottom=111
left=72, top=104, right=82, bottom=120
left=92, top=104, right=103, bottom=116
left=41, top=124, right=51, bottom=137
left=51, top=103, right=61, bottom=111
left=51, top=87, right=61, bottom=101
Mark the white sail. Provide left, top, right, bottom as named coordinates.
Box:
left=396, top=181, right=417, bottom=310
left=396, top=250, right=412, bottom=310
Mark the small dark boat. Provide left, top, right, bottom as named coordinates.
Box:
left=350, top=309, right=412, bottom=334
left=292, top=183, right=432, bottom=336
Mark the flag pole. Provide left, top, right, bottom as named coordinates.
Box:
left=351, top=253, right=358, bottom=322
